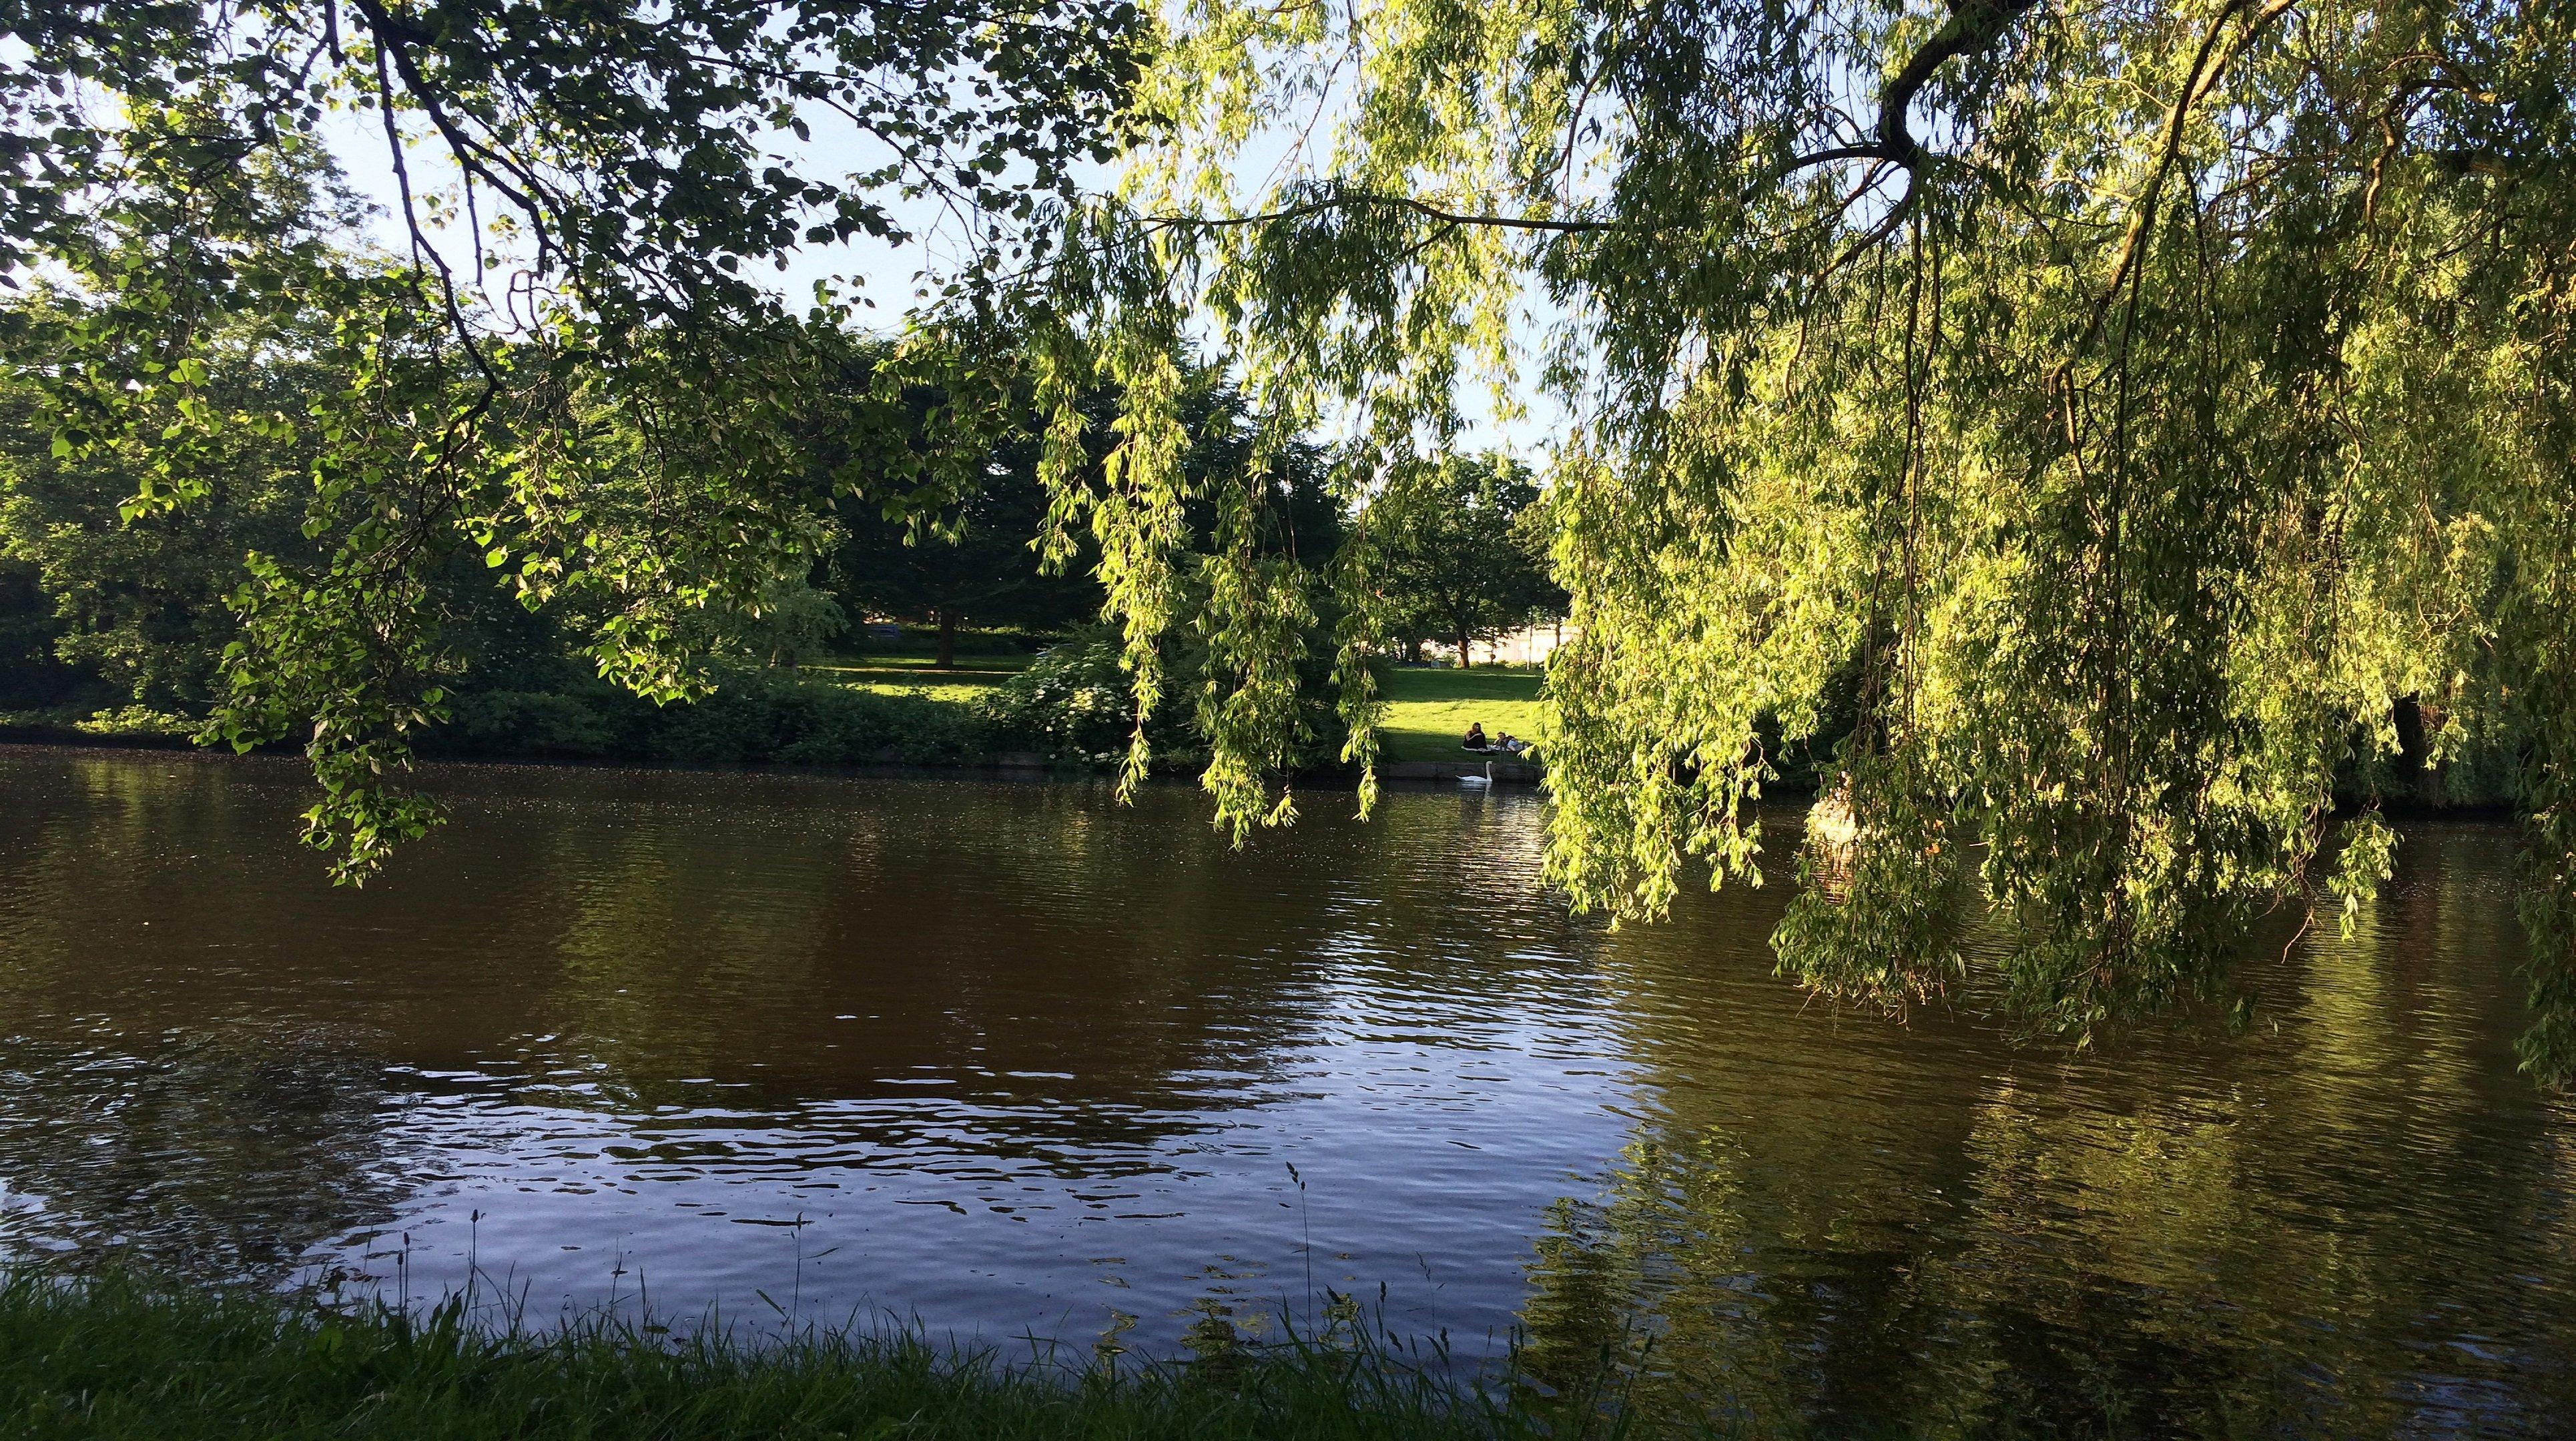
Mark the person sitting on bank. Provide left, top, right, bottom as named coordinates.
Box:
left=1496, top=731, right=1528, bottom=755
left=1463, top=723, right=1490, bottom=751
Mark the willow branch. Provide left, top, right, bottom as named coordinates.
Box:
left=1145, top=187, right=1630, bottom=235
left=1159, top=0, right=2047, bottom=248
left=1773, top=0, right=2045, bottom=185
left=2069, top=0, right=2300, bottom=363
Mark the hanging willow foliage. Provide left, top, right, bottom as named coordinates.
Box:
left=1038, top=0, right=2576, bottom=1078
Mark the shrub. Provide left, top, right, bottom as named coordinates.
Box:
left=976, top=635, right=1155, bottom=767
left=646, top=668, right=995, bottom=766
left=445, top=688, right=633, bottom=759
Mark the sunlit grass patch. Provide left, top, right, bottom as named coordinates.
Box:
left=795, top=656, right=1552, bottom=765
left=1376, top=666, right=1547, bottom=763
left=808, top=652, right=1032, bottom=705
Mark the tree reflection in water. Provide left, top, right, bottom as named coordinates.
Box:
left=2, top=751, right=2571, bottom=1435
left=0, top=1025, right=408, bottom=1278
left=1518, top=827, right=2576, bottom=1436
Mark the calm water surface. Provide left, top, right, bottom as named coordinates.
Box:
left=3, top=747, right=2573, bottom=1435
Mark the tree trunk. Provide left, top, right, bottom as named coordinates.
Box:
left=2394, top=693, right=2447, bottom=802
left=935, top=609, right=957, bottom=669
left=1455, top=624, right=1473, bottom=669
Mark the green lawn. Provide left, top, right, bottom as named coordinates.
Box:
left=806, top=652, right=1028, bottom=704
left=799, top=655, right=1544, bottom=763
left=1375, top=664, right=1546, bottom=763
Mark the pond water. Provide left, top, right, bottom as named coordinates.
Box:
left=2, top=746, right=2572, bottom=1434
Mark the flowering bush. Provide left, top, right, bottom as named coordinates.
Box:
left=975, top=636, right=1145, bottom=767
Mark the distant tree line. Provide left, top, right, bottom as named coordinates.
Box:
left=1, top=292, right=1540, bottom=769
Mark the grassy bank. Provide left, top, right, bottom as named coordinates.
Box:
left=808, top=652, right=1030, bottom=704
left=804, top=657, right=1559, bottom=772
left=1377, top=666, right=1547, bottom=763
left=803, top=656, right=1553, bottom=768
left=0, top=1273, right=1678, bottom=1441
left=4, top=660, right=1550, bottom=777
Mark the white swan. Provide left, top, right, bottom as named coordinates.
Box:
left=1459, top=761, right=1494, bottom=789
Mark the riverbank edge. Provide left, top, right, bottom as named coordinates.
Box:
left=1, top=727, right=2519, bottom=815
left=0, top=725, right=1559, bottom=789
left=0, top=1270, right=1703, bottom=1441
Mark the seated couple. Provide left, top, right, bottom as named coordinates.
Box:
left=1462, top=723, right=1530, bottom=755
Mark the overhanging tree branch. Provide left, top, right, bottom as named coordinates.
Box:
left=1150, top=0, right=2051, bottom=244
left=2066, top=0, right=2300, bottom=367
left=1145, top=185, right=1632, bottom=235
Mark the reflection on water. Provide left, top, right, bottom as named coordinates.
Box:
left=1, top=747, right=2571, bottom=1434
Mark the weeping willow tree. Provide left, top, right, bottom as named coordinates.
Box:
left=1034, top=0, right=2576, bottom=1077
left=16, top=0, right=2573, bottom=1076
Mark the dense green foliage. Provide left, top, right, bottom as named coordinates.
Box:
left=453, top=665, right=1004, bottom=765
left=979, top=630, right=1181, bottom=764
left=1370, top=455, right=1561, bottom=666
left=0, top=307, right=998, bottom=766
left=0, top=1272, right=1645, bottom=1441
left=0, top=318, right=1345, bottom=779
left=1040, top=0, right=2576, bottom=1078
left=834, top=462, right=1098, bottom=671
left=1, top=0, right=1140, bottom=875
left=0, top=302, right=321, bottom=716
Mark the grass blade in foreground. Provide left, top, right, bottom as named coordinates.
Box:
left=0, top=1271, right=1700, bottom=1441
